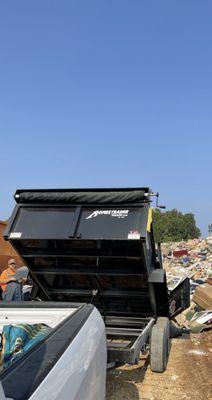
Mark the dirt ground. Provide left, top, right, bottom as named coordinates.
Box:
left=106, top=331, right=212, bottom=400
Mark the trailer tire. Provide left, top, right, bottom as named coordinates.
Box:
left=156, top=317, right=170, bottom=353
left=150, top=317, right=170, bottom=372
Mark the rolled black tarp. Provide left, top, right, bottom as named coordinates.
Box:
left=15, top=189, right=149, bottom=204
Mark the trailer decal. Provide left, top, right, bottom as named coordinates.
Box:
left=128, top=230, right=140, bottom=239
left=86, top=210, right=129, bottom=219
left=9, top=232, right=22, bottom=238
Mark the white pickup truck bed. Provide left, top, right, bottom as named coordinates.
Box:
left=0, top=302, right=107, bottom=400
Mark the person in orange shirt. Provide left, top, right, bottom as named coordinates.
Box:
left=0, top=259, right=18, bottom=300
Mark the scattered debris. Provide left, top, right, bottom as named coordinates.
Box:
left=162, top=237, right=212, bottom=288
left=189, top=310, right=212, bottom=332
left=162, top=238, right=212, bottom=333
left=188, top=349, right=208, bottom=356
left=173, top=249, right=188, bottom=258
left=193, top=284, right=212, bottom=310
left=170, top=375, right=179, bottom=381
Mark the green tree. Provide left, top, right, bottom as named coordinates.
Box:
left=153, top=208, right=200, bottom=243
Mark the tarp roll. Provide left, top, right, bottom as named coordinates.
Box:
left=16, top=190, right=148, bottom=204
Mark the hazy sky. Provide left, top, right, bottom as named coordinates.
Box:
left=0, top=1, right=211, bottom=236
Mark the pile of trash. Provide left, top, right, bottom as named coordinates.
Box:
left=162, top=237, right=212, bottom=290
left=175, top=293, right=212, bottom=333
left=162, top=237, right=212, bottom=332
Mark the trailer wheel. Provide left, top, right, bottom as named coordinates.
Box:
left=150, top=317, right=170, bottom=372
left=156, top=317, right=171, bottom=353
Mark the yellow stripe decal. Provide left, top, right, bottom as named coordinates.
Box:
left=147, top=208, right=153, bottom=232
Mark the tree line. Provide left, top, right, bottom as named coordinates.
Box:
left=153, top=208, right=201, bottom=243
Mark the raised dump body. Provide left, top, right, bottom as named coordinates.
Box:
left=4, top=187, right=190, bottom=368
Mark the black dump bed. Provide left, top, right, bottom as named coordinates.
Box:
left=4, top=187, right=189, bottom=319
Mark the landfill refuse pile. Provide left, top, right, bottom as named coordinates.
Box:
left=162, top=237, right=212, bottom=287
left=162, top=237, right=212, bottom=332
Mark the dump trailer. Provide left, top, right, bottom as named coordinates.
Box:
left=3, top=187, right=190, bottom=381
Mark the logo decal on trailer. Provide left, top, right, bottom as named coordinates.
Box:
left=9, top=232, right=22, bottom=238
left=86, top=210, right=129, bottom=219
left=128, top=230, right=140, bottom=239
